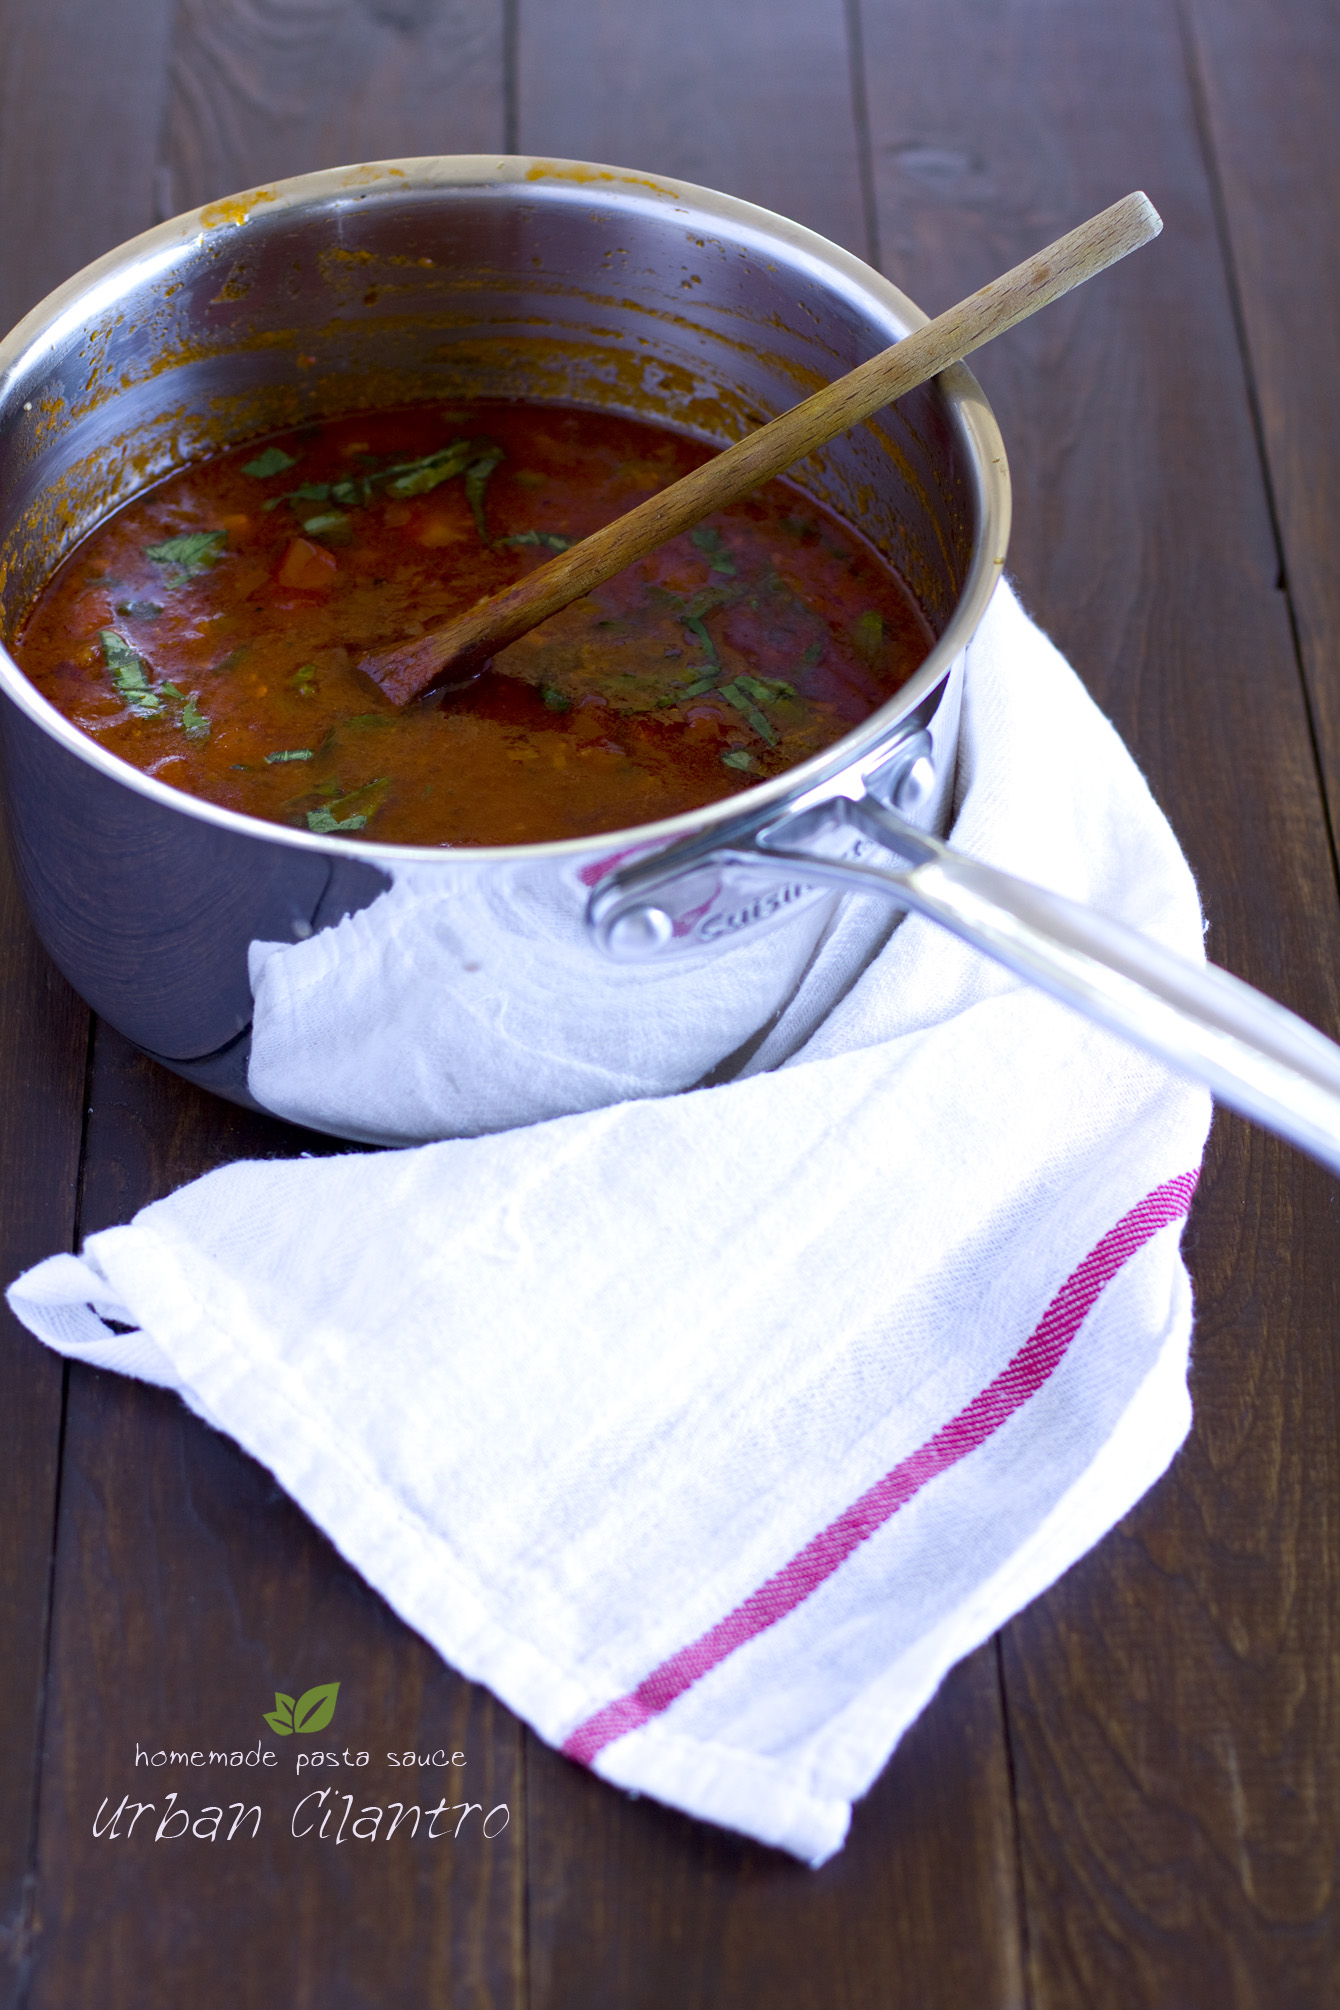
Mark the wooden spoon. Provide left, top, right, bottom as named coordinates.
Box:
left=360, top=191, right=1161, bottom=706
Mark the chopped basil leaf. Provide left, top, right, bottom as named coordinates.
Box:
left=155, top=680, right=210, bottom=740
left=265, top=748, right=314, bottom=764
left=100, top=630, right=160, bottom=714
left=649, top=582, right=735, bottom=622
left=464, top=449, right=504, bottom=542
left=690, top=524, right=735, bottom=575
left=852, top=610, right=884, bottom=661
left=301, top=511, right=349, bottom=538
left=115, top=599, right=162, bottom=621
left=721, top=750, right=754, bottom=771
left=278, top=484, right=335, bottom=514
left=242, top=445, right=299, bottom=478
left=179, top=693, right=210, bottom=742
left=212, top=646, right=249, bottom=675
left=303, top=773, right=389, bottom=834
left=306, top=807, right=367, bottom=834
left=261, top=483, right=330, bottom=513
left=736, top=672, right=794, bottom=705
left=541, top=686, right=572, bottom=712
left=498, top=529, right=574, bottom=552
left=290, top=663, right=317, bottom=695
left=678, top=675, right=719, bottom=699
left=143, top=530, right=227, bottom=577
left=103, top=637, right=209, bottom=737
left=718, top=681, right=778, bottom=744
left=680, top=612, right=721, bottom=667
left=383, top=441, right=473, bottom=498
left=329, top=476, right=376, bottom=508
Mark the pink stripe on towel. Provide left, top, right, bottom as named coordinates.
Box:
left=563, top=1169, right=1199, bottom=1766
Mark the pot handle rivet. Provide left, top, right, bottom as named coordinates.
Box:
left=864, top=731, right=936, bottom=815
left=604, top=904, right=675, bottom=960
left=892, top=752, right=937, bottom=813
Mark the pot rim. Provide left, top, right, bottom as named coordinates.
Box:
left=0, top=153, right=1011, bottom=867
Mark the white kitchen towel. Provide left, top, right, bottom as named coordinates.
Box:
left=7, top=581, right=1212, bottom=1864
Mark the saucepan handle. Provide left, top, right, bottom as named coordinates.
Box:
left=758, top=797, right=1340, bottom=1175
left=588, top=790, right=1340, bottom=1176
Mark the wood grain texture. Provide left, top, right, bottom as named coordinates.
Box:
left=0, top=9, right=168, bottom=2001
left=528, top=1647, right=1025, bottom=2010
left=27, top=1029, right=525, bottom=2010
left=516, top=0, right=869, bottom=257
left=0, top=0, right=174, bottom=326
left=160, top=0, right=506, bottom=218
left=0, top=833, right=90, bottom=2010
left=1182, top=0, right=1340, bottom=897
left=857, top=0, right=1340, bottom=1999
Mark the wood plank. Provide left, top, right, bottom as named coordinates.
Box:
left=528, top=1647, right=1023, bottom=2010
left=160, top=0, right=506, bottom=217
left=0, top=0, right=174, bottom=325
left=1182, top=0, right=1340, bottom=905
left=0, top=835, right=90, bottom=2006
left=516, top=0, right=871, bottom=256
left=28, top=1029, right=525, bottom=2010
left=857, top=0, right=1340, bottom=1999
left=0, top=4, right=170, bottom=1999
left=515, top=4, right=1026, bottom=2003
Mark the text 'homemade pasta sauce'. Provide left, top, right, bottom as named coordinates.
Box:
left=14, top=403, right=933, bottom=847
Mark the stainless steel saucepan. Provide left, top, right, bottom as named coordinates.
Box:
left=1, top=157, right=1339, bottom=1168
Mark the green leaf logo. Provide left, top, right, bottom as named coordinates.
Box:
left=264, top=1692, right=296, bottom=1736
left=263, top=1683, right=339, bottom=1736
left=293, top=1683, right=340, bottom=1734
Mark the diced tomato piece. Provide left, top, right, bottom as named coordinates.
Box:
left=415, top=511, right=464, bottom=548
left=277, top=537, right=338, bottom=592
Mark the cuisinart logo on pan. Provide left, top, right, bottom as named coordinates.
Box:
left=691, top=827, right=884, bottom=942
left=697, top=877, right=816, bottom=942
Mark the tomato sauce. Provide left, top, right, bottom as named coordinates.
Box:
left=14, top=402, right=933, bottom=847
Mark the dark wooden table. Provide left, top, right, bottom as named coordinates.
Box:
left=3, top=2, right=1339, bottom=2003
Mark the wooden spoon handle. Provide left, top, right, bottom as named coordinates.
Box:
left=364, top=191, right=1161, bottom=705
